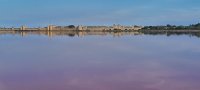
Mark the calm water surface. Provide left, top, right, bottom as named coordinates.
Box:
left=0, top=32, right=200, bottom=90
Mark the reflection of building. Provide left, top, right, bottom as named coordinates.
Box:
left=20, top=31, right=27, bottom=37
left=78, top=31, right=85, bottom=37
left=0, top=30, right=144, bottom=37
left=47, top=31, right=53, bottom=37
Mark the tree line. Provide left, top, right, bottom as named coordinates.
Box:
left=142, top=23, right=200, bottom=30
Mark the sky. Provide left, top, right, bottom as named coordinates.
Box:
left=0, top=0, right=200, bottom=27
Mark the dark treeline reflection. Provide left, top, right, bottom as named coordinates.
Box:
left=140, top=31, right=200, bottom=38
left=1, top=30, right=200, bottom=38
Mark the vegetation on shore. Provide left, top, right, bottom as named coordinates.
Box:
left=142, top=23, right=200, bottom=30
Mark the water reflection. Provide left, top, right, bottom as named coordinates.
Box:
left=1, top=31, right=200, bottom=38
left=0, top=31, right=200, bottom=90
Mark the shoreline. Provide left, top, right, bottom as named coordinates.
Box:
left=1, top=29, right=200, bottom=32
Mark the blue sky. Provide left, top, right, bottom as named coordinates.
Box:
left=0, top=0, right=200, bottom=27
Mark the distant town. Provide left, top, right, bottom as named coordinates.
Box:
left=0, top=24, right=143, bottom=31
left=1, top=23, right=200, bottom=31
left=1, top=23, right=200, bottom=38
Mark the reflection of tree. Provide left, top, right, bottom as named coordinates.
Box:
left=68, top=34, right=75, bottom=37
left=139, top=31, right=200, bottom=38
